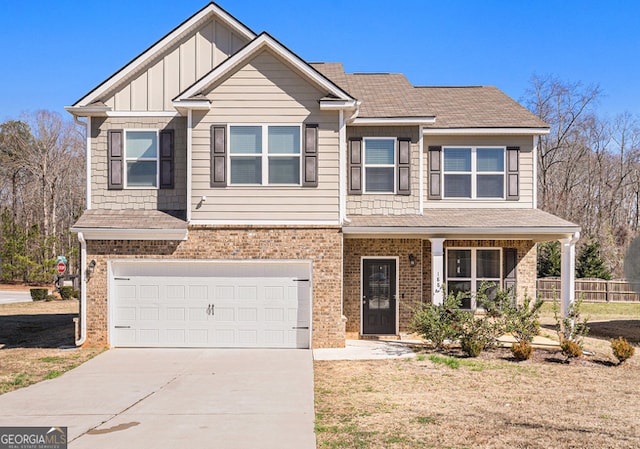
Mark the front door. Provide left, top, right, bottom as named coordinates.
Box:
left=362, top=259, right=396, bottom=335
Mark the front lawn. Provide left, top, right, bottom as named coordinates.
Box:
left=315, top=302, right=640, bottom=449
left=0, top=300, right=102, bottom=394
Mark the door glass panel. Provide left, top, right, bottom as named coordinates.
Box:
left=367, top=263, right=390, bottom=310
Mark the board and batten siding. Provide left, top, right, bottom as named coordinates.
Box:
left=90, top=117, right=187, bottom=211
left=423, top=135, right=535, bottom=209
left=104, top=18, right=248, bottom=112
left=346, top=126, right=421, bottom=215
left=190, top=50, right=341, bottom=222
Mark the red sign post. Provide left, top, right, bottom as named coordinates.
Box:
left=56, top=261, right=66, bottom=275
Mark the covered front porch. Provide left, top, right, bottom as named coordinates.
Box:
left=342, top=209, right=580, bottom=339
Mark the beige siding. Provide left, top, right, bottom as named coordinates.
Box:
left=346, top=126, right=421, bottom=216
left=190, top=50, right=340, bottom=222
left=104, top=19, right=249, bottom=112
left=90, top=117, right=187, bottom=211
left=423, top=135, right=535, bottom=209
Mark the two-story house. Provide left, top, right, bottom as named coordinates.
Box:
left=66, top=2, right=580, bottom=349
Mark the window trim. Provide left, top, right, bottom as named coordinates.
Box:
left=363, top=137, right=397, bottom=194
left=227, top=124, right=302, bottom=186
left=442, top=146, right=506, bottom=199
left=123, top=129, right=159, bottom=190
left=445, top=247, right=503, bottom=310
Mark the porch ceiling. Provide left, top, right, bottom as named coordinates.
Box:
left=343, top=209, right=580, bottom=241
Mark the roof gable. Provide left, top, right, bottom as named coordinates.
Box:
left=174, top=33, right=354, bottom=103
left=71, top=2, right=256, bottom=109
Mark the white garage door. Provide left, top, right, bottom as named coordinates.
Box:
left=110, top=261, right=311, bottom=348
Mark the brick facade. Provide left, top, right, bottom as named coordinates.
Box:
left=83, top=226, right=344, bottom=349
left=343, top=238, right=537, bottom=338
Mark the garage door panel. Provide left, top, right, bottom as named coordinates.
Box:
left=112, top=263, right=311, bottom=348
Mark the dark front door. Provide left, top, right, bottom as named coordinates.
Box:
left=362, top=259, right=396, bottom=335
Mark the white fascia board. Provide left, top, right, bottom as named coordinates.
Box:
left=107, top=111, right=181, bottom=117
left=70, top=228, right=188, bottom=241
left=351, top=117, right=436, bottom=126
left=342, top=226, right=580, bottom=239
left=189, top=219, right=341, bottom=226
left=65, top=105, right=110, bottom=117
left=172, top=100, right=211, bottom=109
left=319, top=100, right=358, bottom=110
left=176, top=33, right=353, bottom=102
left=74, top=4, right=256, bottom=107
left=423, top=127, right=550, bottom=135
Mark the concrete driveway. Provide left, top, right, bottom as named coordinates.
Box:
left=0, top=349, right=316, bottom=449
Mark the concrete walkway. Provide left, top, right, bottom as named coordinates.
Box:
left=314, top=339, right=419, bottom=361
left=0, top=349, right=316, bottom=449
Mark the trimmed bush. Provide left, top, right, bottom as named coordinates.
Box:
left=30, top=288, right=48, bottom=301
left=561, top=340, right=583, bottom=359
left=511, top=341, right=533, bottom=360
left=411, top=292, right=466, bottom=351
left=45, top=294, right=57, bottom=302
left=611, top=337, right=635, bottom=364
left=58, top=286, right=77, bottom=300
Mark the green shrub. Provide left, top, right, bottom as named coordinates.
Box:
left=30, top=288, right=48, bottom=301
left=457, top=309, right=502, bottom=357
left=611, top=337, right=635, bottom=364
left=553, top=296, right=589, bottom=357
left=561, top=340, right=583, bottom=359
left=58, top=286, right=77, bottom=300
left=460, top=336, right=484, bottom=357
left=411, top=292, right=465, bottom=351
left=511, top=341, right=533, bottom=360
left=503, top=292, right=544, bottom=345
left=45, top=294, right=57, bottom=302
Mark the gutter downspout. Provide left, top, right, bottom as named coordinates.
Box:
left=75, top=232, right=87, bottom=346
left=186, top=109, right=193, bottom=222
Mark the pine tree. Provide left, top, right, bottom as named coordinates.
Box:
left=537, top=241, right=561, bottom=277
left=576, top=240, right=612, bottom=280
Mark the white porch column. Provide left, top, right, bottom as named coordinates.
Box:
left=560, top=232, right=580, bottom=318
left=430, top=238, right=445, bottom=305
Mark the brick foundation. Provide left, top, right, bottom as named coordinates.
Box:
left=83, top=226, right=345, bottom=349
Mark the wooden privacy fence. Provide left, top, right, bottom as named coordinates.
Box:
left=537, top=278, right=640, bottom=302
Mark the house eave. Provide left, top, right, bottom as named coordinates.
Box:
left=342, top=226, right=580, bottom=241
left=172, top=99, right=212, bottom=115
left=422, top=127, right=550, bottom=135
left=70, top=227, right=188, bottom=241
left=64, top=105, right=111, bottom=117
left=351, top=117, right=436, bottom=126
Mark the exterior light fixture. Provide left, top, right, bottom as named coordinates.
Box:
left=408, top=254, right=416, bottom=267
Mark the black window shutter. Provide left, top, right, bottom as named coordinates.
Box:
left=506, top=146, right=520, bottom=201
left=303, top=124, right=318, bottom=187
left=348, top=137, right=362, bottom=195
left=107, top=129, right=123, bottom=190
left=503, top=248, right=518, bottom=298
left=397, top=138, right=411, bottom=195
left=159, top=129, right=174, bottom=189
left=428, top=146, right=442, bottom=199
left=210, top=125, right=227, bottom=187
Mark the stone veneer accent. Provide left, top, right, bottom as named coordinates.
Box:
left=343, top=238, right=424, bottom=336
left=83, top=226, right=344, bottom=349
left=344, top=238, right=536, bottom=337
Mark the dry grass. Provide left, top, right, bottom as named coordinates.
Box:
left=315, top=303, right=640, bottom=449
left=0, top=299, right=102, bottom=395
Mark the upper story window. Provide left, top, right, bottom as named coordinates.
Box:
left=364, top=138, right=395, bottom=193
left=229, top=125, right=300, bottom=185
left=125, top=130, right=158, bottom=188
left=443, top=147, right=505, bottom=199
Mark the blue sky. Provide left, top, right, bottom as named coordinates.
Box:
left=0, top=0, right=638, bottom=122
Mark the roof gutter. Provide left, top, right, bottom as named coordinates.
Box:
left=423, top=127, right=550, bottom=135
left=351, top=117, right=436, bottom=126
left=342, top=226, right=581, bottom=240
left=70, top=227, right=188, bottom=241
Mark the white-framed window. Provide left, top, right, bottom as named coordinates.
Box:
left=229, top=125, right=301, bottom=185
left=446, top=248, right=502, bottom=309
left=443, top=147, right=505, bottom=199
left=124, top=129, right=159, bottom=188
left=364, top=138, right=396, bottom=193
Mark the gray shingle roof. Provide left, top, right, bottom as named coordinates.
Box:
left=345, top=209, right=578, bottom=232
left=311, top=63, right=547, bottom=128
left=72, top=210, right=187, bottom=230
